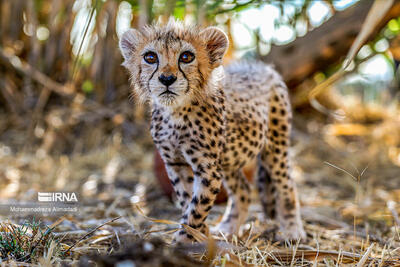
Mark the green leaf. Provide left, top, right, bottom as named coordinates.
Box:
left=82, top=80, right=94, bottom=94
left=388, top=19, right=400, bottom=33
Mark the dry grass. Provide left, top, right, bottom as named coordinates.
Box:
left=0, top=113, right=399, bottom=266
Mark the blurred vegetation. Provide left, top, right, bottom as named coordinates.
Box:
left=0, top=0, right=400, bottom=158
left=1, top=0, right=335, bottom=153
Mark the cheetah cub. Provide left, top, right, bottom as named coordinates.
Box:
left=120, top=20, right=306, bottom=243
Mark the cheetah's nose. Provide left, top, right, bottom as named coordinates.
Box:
left=158, top=74, right=177, bottom=87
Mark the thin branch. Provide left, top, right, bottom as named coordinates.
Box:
left=71, top=0, right=98, bottom=80
left=0, top=48, right=117, bottom=118
left=0, top=49, right=74, bottom=97
left=64, top=216, right=121, bottom=254
left=324, top=161, right=357, bottom=181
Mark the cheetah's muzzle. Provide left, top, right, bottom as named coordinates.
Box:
left=119, top=19, right=306, bottom=244
left=159, top=89, right=178, bottom=96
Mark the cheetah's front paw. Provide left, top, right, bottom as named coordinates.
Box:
left=211, top=221, right=240, bottom=238
left=276, top=221, right=306, bottom=241
left=172, top=229, right=194, bottom=244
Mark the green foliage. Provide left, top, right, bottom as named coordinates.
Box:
left=0, top=219, right=60, bottom=263
left=388, top=19, right=400, bottom=33
left=385, top=17, right=400, bottom=38
left=82, top=79, right=94, bottom=94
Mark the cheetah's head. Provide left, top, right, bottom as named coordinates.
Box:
left=119, top=19, right=228, bottom=107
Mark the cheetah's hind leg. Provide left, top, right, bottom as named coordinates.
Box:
left=257, top=143, right=306, bottom=241
left=256, top=159, right=277, bottom=220
left=212, top=169, right=251, bottom=237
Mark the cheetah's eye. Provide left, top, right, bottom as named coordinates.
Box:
left=179, top=51, right=195, bottom=64
left=144, top=52, right=158, bottom=64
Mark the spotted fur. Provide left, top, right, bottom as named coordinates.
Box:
left=120, top=19, right=306, bottom=243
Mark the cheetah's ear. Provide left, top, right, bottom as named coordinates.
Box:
left=119, top=29, right=143, bottom=62
left=200, top=27, right=228, bottom=68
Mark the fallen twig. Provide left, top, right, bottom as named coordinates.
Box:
left=0, top=48, right=74, bottom=97
left=64, top=216, right=121, bottom=254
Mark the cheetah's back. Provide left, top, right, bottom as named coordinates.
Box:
left=223, top=61, right=286, bottom=97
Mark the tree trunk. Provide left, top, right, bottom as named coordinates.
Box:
left=262, top=0, right=400, bottom=90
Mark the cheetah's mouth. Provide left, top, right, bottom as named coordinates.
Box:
left=159, top=88, right=178, bottom=97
